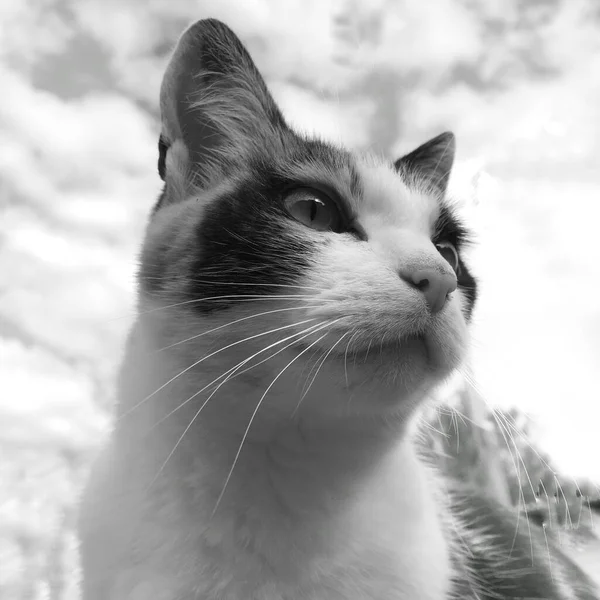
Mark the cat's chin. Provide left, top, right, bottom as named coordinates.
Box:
left=325, top=331, right=462, bottom=378
left=286, top=332, right=462, bottom=416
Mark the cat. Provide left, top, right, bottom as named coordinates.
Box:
left=78, top=18, right=599, bottom=600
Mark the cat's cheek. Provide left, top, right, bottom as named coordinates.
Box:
left=425, top=303, right=470, bottom=374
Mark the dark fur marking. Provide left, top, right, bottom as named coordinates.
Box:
left=434, top=204, right=478, bottom=320
left=158, top=135, right=168, bottom=181
left=189, top=175, right=315, bottom=313
left=182, top=132, right=361, bottom=313
left=456, top=262, right=478, bottom=321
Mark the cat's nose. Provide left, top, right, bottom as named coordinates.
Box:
left=402, top=268, right=457, bottom=314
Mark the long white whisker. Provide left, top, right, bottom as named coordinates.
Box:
left=181, top=280, right=324, bottom=291
left=138, top=294, right=326, bottom=316
left=155, top=305, right=321, bottom=353
left=344, top=331, right=359, bottom=388
left=110, top=292, right=331, bottom=321
left=461, top=371, right=540, bottom=505
left=145, top=321, right=335, bottom=492
left=490, top=408, right=536, bottom=562
left=119, top=318, right=317, bottom=420
left=293, top=331, right=350, bottom=417
left=493, top=412, right=580, bottom=533
left=151, top=321, right=331, bottom=431
left=459, top=371, right=533, bottom=560
left=211, top=323, right=341, bottom=517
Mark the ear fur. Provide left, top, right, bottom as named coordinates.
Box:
left=395, top=131, right=456, bottom=197
left=158, top=19, right=288, bottom=199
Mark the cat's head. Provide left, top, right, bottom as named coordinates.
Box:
left=139, top=19, right=478, bottom=420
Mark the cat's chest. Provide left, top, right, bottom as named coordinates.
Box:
left=181, top=493, right=451, bottom=600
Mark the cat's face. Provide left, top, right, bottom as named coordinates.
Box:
left=138, top=20, right=477, bottom=419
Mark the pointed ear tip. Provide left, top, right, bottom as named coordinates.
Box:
left=160, top=18, right=245, bottom=131
left=181, top=18, right=233, bottom=39
left=440, top=131, right=456, bottom=145
left=174, top=18, right=240, bottom=60
left=165, top=17, right=239, bottom=71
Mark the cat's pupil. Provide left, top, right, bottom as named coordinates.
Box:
left=284, top=188, right=340, bottom=232
left=301, top=198, right=328, bottom=229
left=309, top=199, right=321, bottom=222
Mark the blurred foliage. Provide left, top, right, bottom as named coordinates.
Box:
left=424, top=385, right=600, bottom=538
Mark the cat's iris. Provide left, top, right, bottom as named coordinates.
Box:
left=284, top=188, right=342, bottom=233
left=435, top=241, right=460, bottom=274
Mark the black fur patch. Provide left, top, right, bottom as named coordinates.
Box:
left=456, top=262, right=478, bottom=321
left=188, top=185, right=314, bottom=313
left=434, top=204, right=478, bottom=320
left=187, top=140, right=356, bottom=314
left=158, top=135, right=168, bottom=181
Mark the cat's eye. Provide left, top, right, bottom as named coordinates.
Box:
left=284, top=188, right=342, bottom=233
left=435, top=241, right=460, bottom=274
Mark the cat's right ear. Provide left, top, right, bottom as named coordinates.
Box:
left=157, top=19, right=287, bottom=202
left=394, top=132, right=456, bottom=198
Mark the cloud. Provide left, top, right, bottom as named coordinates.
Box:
left=1, top=0, right=600, bottom=533
left=4, top=3, right=600, bottom=596
left=0, top=62, right=159, bottom=370
left=270, top=81, right=375, bottom=147
left=0, top=339, right=108, bottom=451
left=0, top=0, right=73, bottom=66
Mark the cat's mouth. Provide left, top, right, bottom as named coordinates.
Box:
left=295, top=331, right=437, bottom=366
left=293, top=328, right=458, bottom=374
left=350, top=333, right=430, bottom=362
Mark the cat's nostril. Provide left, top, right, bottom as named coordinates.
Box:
left=401, top=268, right=457, bottom=314
left=414, top=276, right=430, bottom=291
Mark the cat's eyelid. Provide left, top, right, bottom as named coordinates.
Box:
left=281, top=181, right=358, bottom=229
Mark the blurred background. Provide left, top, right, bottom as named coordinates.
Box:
left=1, top=0, right=599, bottom=597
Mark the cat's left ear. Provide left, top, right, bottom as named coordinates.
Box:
left=157, top=19, right=288, bottom=201
left=394, top=132, right=456, bottom=197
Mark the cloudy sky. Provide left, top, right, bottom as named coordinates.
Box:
left=1, top=0, right=599, bottom=516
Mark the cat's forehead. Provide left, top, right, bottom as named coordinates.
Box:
left=354, top=154, right=440, bottom=232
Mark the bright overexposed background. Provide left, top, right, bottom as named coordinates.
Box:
left=1, top=0, right=599, bottom=597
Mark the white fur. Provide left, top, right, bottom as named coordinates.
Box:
left=78, top=18, right=477, bottom=599
left=78, top=156, right=472, bottom=599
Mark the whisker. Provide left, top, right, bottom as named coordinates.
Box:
left=363, top=339, right=373, bottom=364
left=139, top=277, right=323, bottom=292
left=150, top=321, right=331, bottom=432
left=498, top=418, right=574, bottom=533
left=343, top=331, right=359, bottom=388
left=459, top=370, right=537, bottom=560
left=488, top=406, right=537, bottom=562
left=476, top=390, right=587, bottom=537
left=139, top=294, right=325, bottom=316
left=541, top=520, right=555, bottom=584
left=452, top=408, right=460, bottom=455
left=145, top=321, right=335, bottom=492
left=211, top=323, right=340, bottom=517
left=109, top=293, right=331, bottom=321
left=297, top=344, right=327, bottom=391
left=155, top=305, right=323, bottom=353
left=293, top=331, right=350, bottom=417
left=118, top=318, right=318, bottom=420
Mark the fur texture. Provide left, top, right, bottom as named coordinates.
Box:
left=78, top=19, right=598, bottom=600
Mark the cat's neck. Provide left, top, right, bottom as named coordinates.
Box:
left=113, top=319, right=452, bottom=596
left=117, top=319, right=417, bottom=508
